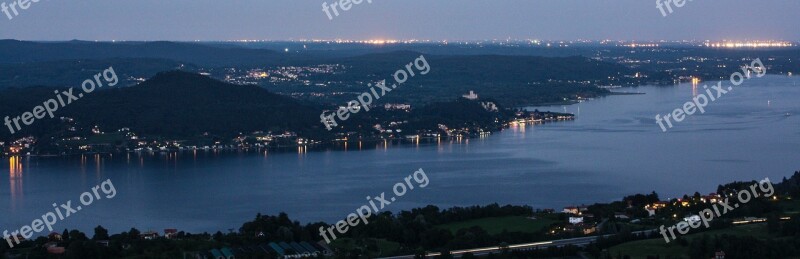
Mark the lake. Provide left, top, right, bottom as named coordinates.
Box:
left=2, top=76, right=798, bottom=235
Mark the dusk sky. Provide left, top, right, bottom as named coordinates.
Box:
left=0, top=0, right=798, bottom=41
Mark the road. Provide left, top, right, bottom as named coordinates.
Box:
left=379, top=229, right=658, bottom=259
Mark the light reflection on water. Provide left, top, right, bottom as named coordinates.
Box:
left=8, top=156, right=23, bottom=210
left=1, top=76, right=798, bottom=235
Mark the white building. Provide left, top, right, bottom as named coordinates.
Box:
left=569, top=217, right=584, bottom=224
left=462, top=90, right=478, bottom=100
left=384, top=103, right=411, bottom=110
left=684, top=215, right=701, bottom=224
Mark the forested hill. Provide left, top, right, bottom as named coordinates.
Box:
left=0, top=71, right=326, bottom=140
left=333, top=51, right=632, bottom=83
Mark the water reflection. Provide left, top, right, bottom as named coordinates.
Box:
left=2, top=77, right=797, bottom=234
left=95, top=153, right=102, bottom=178
left=9, top=156, right=23, bottom=209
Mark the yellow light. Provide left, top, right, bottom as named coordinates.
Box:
left=706, top=41, right=793, bottom=49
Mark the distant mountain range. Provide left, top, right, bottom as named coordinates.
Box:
left=0, top=40, right=290, bottom=67
left=289, top=51, right=627, bottom=106
left=0, top=40, right=640, bottom=90
left=0, top=58, right=193, bottom=88
left=333, top=51, right=631, bottom=83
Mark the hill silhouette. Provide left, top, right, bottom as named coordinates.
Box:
left=0, top=40, right=288, bottom=67
left=0, top=71, right=326, bottom=140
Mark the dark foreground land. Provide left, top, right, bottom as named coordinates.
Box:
left=4, top=170, right=799, bottom=259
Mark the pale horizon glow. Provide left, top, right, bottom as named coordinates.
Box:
left=0, top=0, right=798, bottom=41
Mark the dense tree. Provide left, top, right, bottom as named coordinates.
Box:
left=93, top=225, right=109, bottom=240
left=128, top=228, right=141, bottom=240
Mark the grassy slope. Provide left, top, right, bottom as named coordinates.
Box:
left=779, top=198, right=800, bottom=214
left=330, top=238, right=401, bottom=257
left=436, top=216, right=558, bottom=235
left=608, top=223, right=770, bottom=259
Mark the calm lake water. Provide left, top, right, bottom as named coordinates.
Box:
left=2, top=76, right=799, bottom=235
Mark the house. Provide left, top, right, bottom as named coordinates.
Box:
left=684, top=215, right=702, bottom=224
left=563, top=206, right=580, bottom=215
left=462, top=90, right=479, bottom=100
left=268, top=242, right=285, bottom=257
left=646, top=207, right=657, bottom=216
left=47, top=246, right=66, bottom=255
left=45, top=242, right=66, bottom=255
left=279, top=242, right=300, bottom=258
left=715, top=251, right=726, bottom=259
left=289, top=242, right=311, bottom=257
left=140, top=231, right=159, bottom=240
left=569, top=217, right=584, bottom=224
left=315, top=241, right=334, bottom=256
left=300, top=242, right=321, bottom=256
left=278, top=241, right=293, bottom=251
left=702, top=193, right=720, bottom=203
left=564, top=205, right=589, bottom=214
left=564, top=222, right=595, bottom=234
left=614, top=212, right=630, bottom=220
left=384, top=103, right=411, bottom=110
left=210, top=249, right=225, bottom=259
left=48, top=232, right=63, bottom=241
left=563, top=225, right=578, bottom=233
left=647, top=201, right=668, bottom=209
left=220, top=247, right=235, bottom=259
left=164, top=229, right=178, bottom=239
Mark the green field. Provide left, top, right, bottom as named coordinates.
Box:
left=330, top=238, right=401, bottom=257
left=609, top=223, right=770, bottom=259
left=437, top=216, right=558, bottom=235
left=779, top=198, right=800, bottom=214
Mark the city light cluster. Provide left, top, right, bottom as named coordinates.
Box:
left=704, top=41, right=794, bottom=48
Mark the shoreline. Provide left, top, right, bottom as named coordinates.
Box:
left=12, top=117, right=573, bottom=159
left=6, top=112, right=576, bottom=158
